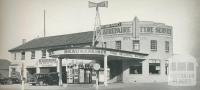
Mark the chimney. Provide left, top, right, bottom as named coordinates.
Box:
left=134, top=16, right=139, bottom=21
left=22, top=39, right=26, bottom=44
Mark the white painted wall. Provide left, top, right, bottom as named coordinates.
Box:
left=9, top=20, right=173, bottom=83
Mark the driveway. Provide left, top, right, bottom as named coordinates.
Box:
left=0, top=82, right=200, bottom=90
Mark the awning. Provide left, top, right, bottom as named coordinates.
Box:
left=26, top=66, right=36, bottom=68
left=49, top=47, right=148, bottom=60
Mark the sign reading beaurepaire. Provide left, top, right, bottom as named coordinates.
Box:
left=52, top=48, right=146, bottom=59
left=64, top=49, right=106, bottom=54
left=97, top=22, right=132, bottom=35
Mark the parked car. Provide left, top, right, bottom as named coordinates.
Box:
left=10, top=77, right=21, bottom=84
left=0, top=77, right=21, bottom=85
left=29, top=72, right=59, bottom=86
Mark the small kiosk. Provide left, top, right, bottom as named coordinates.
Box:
left=168, top=54, right=198, bottom=86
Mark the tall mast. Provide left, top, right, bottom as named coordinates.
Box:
left=88, top=1, right=108, bottom=47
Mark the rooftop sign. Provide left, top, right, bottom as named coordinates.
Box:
left=101, top=23, right=122, bottom=29
left=98, top=22, right=132, bottom=35
left=51, top=48, right=147, bottom=60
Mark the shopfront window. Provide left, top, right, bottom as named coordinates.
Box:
left=129, top=64, right=142, bottom=74
left=149, top=59, right=160, bottom=74
left=31, top=51, right=35, bottom=59
left=150, top=40, right=157, bottom=51
left=42, top=49, right=46, bottom=58
left=115, top=41, right=121, bottom=50
left=133, top=40, right=140, bottom=51
left=21, top=51, right=25, bottom=60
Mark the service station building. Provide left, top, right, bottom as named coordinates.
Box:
left=8, top=17, right=173, bottom=86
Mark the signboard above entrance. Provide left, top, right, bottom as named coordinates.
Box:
left=38, top=59, right=57, bottom=67
left=64, top=49, right=106, bottom=54
left=51, top=48, right=147, bottom=60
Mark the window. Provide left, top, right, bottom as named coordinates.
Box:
left=115, top=41, right=121, bottom=50
left=11, top=68, right=17, bottom=77
left=31, top=51, right=35, bottom=59
left=150, top=40, right=157, bottom=51
left=149, top=59, right=160, bottom=74
left=129, top=64, right=142, bottom=74
left=165, top=41, right=169, bottom=52
left=177, top=62, right=186, bottom=71
left=187, top=62, right=194, bottom=71
left=11, top=68, right=16, bottom=72
left=48, top=51, right=52, bottom=57
left=133, top=40, right=140, bottom=51
left=171, top=62, right=176, bottom=71
left=104, top=42, right=107, bottom=48
left=147, top=27, right=153, bottom=32
left=42, top=49, right=46, bottom=58
left=165, top=60, right=169, bottom=75
left=21, top=51, right=25, bottom=60
left=14, top=53, right=16, bottom=60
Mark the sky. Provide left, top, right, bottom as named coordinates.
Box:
left=0, top=0, right=200, bottom=63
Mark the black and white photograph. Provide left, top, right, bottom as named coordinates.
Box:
left=0, top=0, right=200, bottom=90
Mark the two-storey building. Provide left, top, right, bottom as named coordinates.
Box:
left=8, top=17, right=173, bottom=85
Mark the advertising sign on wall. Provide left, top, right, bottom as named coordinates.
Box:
left=98, top=22, right=132, bottom=35
left=140, top=26, right=172, bottom=35
left=38, top=59, right=57, bottom=67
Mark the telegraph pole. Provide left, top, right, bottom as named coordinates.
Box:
left=44, top=9, right=46, bottom=37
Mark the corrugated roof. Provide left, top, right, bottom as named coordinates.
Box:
left=9, top=31, right=93, bottom=52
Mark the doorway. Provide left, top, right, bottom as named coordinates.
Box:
left=108, top=60, right=123, bottom=82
